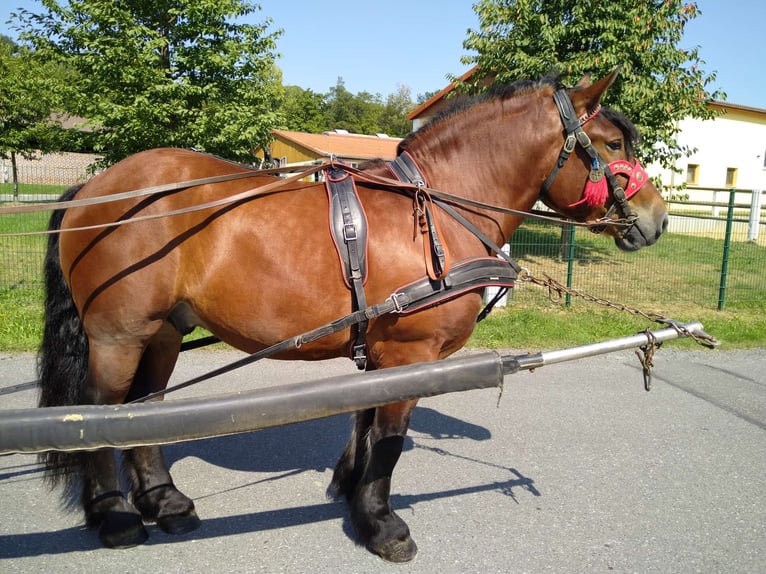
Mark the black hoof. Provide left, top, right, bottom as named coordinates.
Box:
left=370, top=536, right=418, bottom=563
left=157, top=509, right=201, bottom=535
left=99, top=511, right=149, bottom=549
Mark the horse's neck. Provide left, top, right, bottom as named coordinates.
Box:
left=404, top=94, right=556, bottom=244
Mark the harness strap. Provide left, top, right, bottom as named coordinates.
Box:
left=414, top=189, right=451, bottom=281
left=389, top=151, right=426, bottom=185
left=388, top=156, right=521, bottom=274
left=325, top=166, right=369, bottom=369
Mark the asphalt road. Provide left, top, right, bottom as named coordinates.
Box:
left=0, top=346, right=764, bottom=573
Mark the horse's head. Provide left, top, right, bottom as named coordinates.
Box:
left=539, top=70, right=668, bottom=251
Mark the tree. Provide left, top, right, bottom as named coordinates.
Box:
left=461, top=0, right=724, bottom=172
left=12, top=0, right=284, bottom=165
left=317, top=78, right=414, bottom=137
left=0, top=35, right=75, bottom=197
left=280, top=86, right=327, bottom=133
left=277, top=78, right=415, bottom=137
left=378, top=85, right=415, bottom=137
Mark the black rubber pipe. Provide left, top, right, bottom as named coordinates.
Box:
left=0, top=351, right=507, bottom=454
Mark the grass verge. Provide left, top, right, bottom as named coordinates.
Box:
left=468, top=302, right=765, bottom=351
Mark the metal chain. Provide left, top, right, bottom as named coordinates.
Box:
left=519, top=269, right=719, bottom=350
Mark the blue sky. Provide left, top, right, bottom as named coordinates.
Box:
left=2, top=1, right=764, bottom=109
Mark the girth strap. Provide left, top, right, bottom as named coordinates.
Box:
left=325, top=166, right=370, bottom=369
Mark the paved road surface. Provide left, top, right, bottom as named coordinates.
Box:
left=1, top=347, right=764, bottom=573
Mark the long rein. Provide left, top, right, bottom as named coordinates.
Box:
left=0, top=159, right=634, bottom=238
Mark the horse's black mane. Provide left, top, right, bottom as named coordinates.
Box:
left=398, top=75, right=640, bottom=157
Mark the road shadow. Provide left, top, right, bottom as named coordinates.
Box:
left=163, top=405, right=493, bottom=473
left=0, top=405, right=539, bottom=559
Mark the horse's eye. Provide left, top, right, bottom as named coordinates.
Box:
left=606, top=140, right=623, bottom=152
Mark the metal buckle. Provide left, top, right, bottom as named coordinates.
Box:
left=343, top=223, right=357, bottom=242
left=563, top=134, right=577, bottom=154
left=388, top=292, right=408, bottom=313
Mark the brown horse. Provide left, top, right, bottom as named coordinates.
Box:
left=38, top=70, right=667, bottom=561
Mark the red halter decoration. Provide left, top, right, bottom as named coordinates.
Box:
left=569, top=159, right=649, bottom=208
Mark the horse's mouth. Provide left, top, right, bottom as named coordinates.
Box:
left=614, top=211, right=668, bottom=251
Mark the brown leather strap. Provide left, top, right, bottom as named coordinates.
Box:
left=1, top=164, right=326, bottom=237
left=0, top=163, right=324, bottom=216
left=414, top=188, right=451, bottom=281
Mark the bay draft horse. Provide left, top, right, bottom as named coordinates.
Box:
left=38, top=70, right=667, bottom=561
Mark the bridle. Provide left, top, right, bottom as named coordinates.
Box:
left=541, top=88, right=649, bottom=235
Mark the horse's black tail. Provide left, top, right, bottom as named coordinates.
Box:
left=37, top=184, right=89, bottom=494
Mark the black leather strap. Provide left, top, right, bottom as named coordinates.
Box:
left=326, top=167, right=369, bottom=369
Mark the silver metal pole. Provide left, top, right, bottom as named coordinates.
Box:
left=513, top=322, right=705, bottom=370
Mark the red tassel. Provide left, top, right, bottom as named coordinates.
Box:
left=583, top=177, right=608, bottom=207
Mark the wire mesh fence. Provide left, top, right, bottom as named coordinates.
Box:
left=506, top=191, right=765, bottom=312
left=1, top=158, right=765, bottom=314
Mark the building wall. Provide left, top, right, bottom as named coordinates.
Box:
left=1, top=151, right=99, bottom=185
left=268, top=140, right=317, bottom=165
left=652, top=105, right=766, bottom=194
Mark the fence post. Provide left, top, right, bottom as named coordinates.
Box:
left=484, top=244, right=512, bottom=308
left=748, top=189, right=762, bottom=241
left=565, top=224, right=575, bottom=307
left=717, top=188, right=736, bottom=311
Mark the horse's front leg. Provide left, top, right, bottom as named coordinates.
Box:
left=348, top=399, right=419, bottom=563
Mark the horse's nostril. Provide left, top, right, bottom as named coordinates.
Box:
left=661, top=212, right=669, bottom=233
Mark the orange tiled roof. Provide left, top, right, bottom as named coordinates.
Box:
left=272, top=129, right=402, bottom=160
left=407, top=67, right=478, bottom=121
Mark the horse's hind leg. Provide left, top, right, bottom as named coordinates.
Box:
left=122, top=322, right=200, bottom=535
left=79, top=342, right=149, bottom=548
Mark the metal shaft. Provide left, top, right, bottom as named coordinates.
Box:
left=511, top=322, right=704, bottom=371
left=0, top=322, right=706, bottom=454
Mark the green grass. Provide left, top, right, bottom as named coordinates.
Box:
left=469, top=303, right=765, bottom=351
left=0, top=182, right=69, bottom=196
left=0, top=214, right=764, bottom=352
left=0, top=285, right=44, bottom=351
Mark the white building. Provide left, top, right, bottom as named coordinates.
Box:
left=653, top=101, right=766, bottom=195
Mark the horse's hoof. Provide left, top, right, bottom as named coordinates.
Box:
left=370, top=536, right=418, bottom=563
left=99, top=511, right=149, bottom=549
left=157, top=509, right=201, bottom=535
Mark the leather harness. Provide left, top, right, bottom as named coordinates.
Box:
left=325, top=154, right=521, bottom=370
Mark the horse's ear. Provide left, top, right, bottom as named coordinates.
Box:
left=574, top=73, right=592, bottom=88
left=570, top=66, right=620, bottom=114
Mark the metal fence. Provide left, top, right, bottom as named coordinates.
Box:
left=1, top=161, right=765, bottom=313
left=506, top=188, right=765, bottom=312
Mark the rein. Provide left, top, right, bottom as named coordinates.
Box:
left=0, top=159, right=637, bottom=239
left=0, top=164, right=327, bottom=237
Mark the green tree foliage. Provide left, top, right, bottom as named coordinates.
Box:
left=280, top=79, right=414, bottom=138
left=379, top=85, right=415, bottom=137
left=461, top=0, right=724, bottom=170
left=13, top=0, right=284, bottom=165
left=280, top=85, right=327, bottom=134
left=0, top=34, right=79, bottom=194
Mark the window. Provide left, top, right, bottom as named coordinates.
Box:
left=686, top=164, right=699, bottom=184
left=725, top=167, right=738, bottom=187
